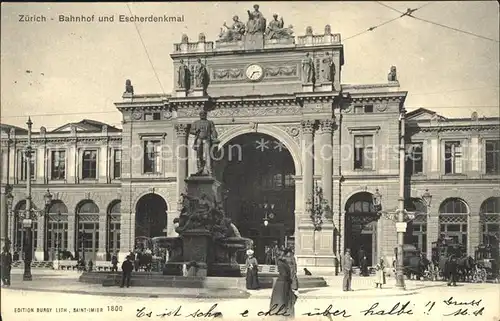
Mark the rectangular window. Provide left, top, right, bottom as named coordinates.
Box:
left=407, top=143, right=423, bottom=175
left=82, top=150, right=97, bottom=179
left=144, top=112, right=161, bottom=121
left=284, top=174, right=295, bottom=187
left=143, top=140, right=161, bottom=174
left=354, top=135, right=373, bottom=170
left=18, top=149, right=35, bottom=180
left=444, top=141, right=462, bottom=174
left=113, top=149, right=122, bottom=179
left=485, top=140, right=500, bottom=174
left=51, top=150, right=66, bottom=180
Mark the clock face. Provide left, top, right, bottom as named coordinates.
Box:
left=245, top=64, right=264, bottom=81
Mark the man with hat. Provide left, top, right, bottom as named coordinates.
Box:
left=343, top=248, right=354, bottom=291
left=120, top=255, right=134, bottom=288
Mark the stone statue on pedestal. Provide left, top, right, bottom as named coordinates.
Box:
left=322, top=52, right=336, bottom=82
left=265, top=14, right=294, bottom=40
left=219, top=15, right=246, bottom=42
left=194, top=58, right=209, bottom=90
left=388, top=66, right=397, bottom=82
left=246, top=4, right=266, bottom=34
left=177, top=59, right=191, bottom=90
left=302, top=53, right=315, bottom=84
left=124, top=79, right=134, bottom=94
left=189, top=110, right=219, bottom=176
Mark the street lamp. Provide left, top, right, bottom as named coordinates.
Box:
left=372, top=189, right=382, bottom=213
left=5, top=186, right=14, bottom=251
left=43, top=189, right=52, bottom=260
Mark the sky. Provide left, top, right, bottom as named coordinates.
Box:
left=1, top=1, right=499, bottom=131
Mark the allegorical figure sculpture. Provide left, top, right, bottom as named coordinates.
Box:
left=219, top=15, right=246, bottom=42
left=178, top=59, right=191, bottom=90
left=246, top=4, right=266, bottom=34
left=265, top=14, right=294, bottom=40
left=124, top=79, right=134, bottom=94
left=388, top=66, right=397, bottom=82
left=322, top=52, right=336, bottom=82
left=302, top=53, right=315, bottom=83
left=190, top=110, right=219, bottom=176
left=195, top=58, right=209, bottom=90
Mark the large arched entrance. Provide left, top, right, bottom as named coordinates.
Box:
left=344, top=192, right=379, bottom=267
left=217, top=133, right=296, bottom=263
left=135, top=194, right=168, bottom=246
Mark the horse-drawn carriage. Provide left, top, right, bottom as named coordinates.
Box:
left=432, top=237, right=474, bottom=281
left=473, top=243, right=499, bottom=283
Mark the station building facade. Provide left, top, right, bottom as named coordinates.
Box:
left=1, top=22, right=499, bottom=268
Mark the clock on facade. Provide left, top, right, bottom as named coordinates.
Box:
left=245, top=64, right=264, bottom=81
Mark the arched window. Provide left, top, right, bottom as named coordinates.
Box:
left=438, top=198, right=469, bottom=246
left=107, top=200, right=121, bottom=259
left=46, top=200, right=69, bottom=260
left=76, top=200, right=100, bottom=261
left=405, top=198, right=428, bottom=253
left=12, top=200, right=38, bottom=259
left=480, top=197, right=500, bottom=245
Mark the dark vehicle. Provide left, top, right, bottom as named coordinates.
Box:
left=432, top=237, right=466, bottom=279
left=394, top=244, right=424, bottom=279
left=474, top=243, right=499, bottom=282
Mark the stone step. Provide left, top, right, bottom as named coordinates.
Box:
left=79, top=272, right=327, bottom=289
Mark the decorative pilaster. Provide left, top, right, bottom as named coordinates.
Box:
left=301, top=120, right=316, bottom=210
left=426, top=214, right=439, bottom=260
left=175, top=124, right=189, bottom=198
left=35, top=215, right=44, bottom=260
left=468, top=214, right=481, bottom=256
left=97, top=212, right=107, bottom=260
left=0, top=186, right=9, bottom=250
left=67, top=214, right=76, bottom=256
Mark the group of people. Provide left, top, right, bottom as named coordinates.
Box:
left=245, top=247, right=299, bottom=318
left=342, top=248, right=387, bottom=291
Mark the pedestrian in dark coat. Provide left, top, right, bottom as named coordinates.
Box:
left=283, top=248, right=299, bottom=292
left=111, top=253, right=118, bottom=272
left=1, top=247, right=12, bottom=287
left=343, top=249, right=354, bottom=291
left=446, top=255, right=458, bottom=286
left=269, top=249, right=298, bottom=318
left=245, top=249, right=260, bottom=289
left=120, top=255, right=134, bottom=288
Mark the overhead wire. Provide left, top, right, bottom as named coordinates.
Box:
left=375, top=1, right=499, bottom=43
left=125, top=3, right=166, bottom=94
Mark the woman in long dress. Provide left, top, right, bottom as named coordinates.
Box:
left=245, top=249, right=260, bottom=290
left=270, top=248, right=298, bottom=318
left=375, top=258, right=386, bottom=288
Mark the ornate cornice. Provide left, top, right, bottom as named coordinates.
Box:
left=419, top=124, right=500, bottom=133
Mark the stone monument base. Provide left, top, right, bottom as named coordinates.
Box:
left=302, top=83, right=314, bottom=92
left=244, top=33, right=264, bottom=50
left=316, top=83, right=334, bottom=92
left=191, top=88, right=206, bottom=97
left=185, top=175, right=221, bottom=203
left=175, top=89, right=187, bottom=98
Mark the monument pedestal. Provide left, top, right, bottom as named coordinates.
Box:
left=185, top=175, right=222, bottom=204
left=176, top=89, right=187, bottom=98
left=191, top=88, right=206, bottom=97
left=181, top=229, right=213, bottom=277
left=244, top=33, right=264, bottom=50
left=302, top=83, right=314, bottom=92
left=317, top=83, right=333, bottom=92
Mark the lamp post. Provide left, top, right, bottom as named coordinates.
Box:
left=43, top=189, right=52, bottom=260
left=4, top=185, right=14, bottom=251
left=23, top=117, right=34, bottom=281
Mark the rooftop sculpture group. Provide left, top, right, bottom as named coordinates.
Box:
left=218, top=4, right=293, bottom=42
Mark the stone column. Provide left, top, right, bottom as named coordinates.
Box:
left=97, top=212, right=107, bottom=260
left=301, top=120, right=315, bottom=207
left=35, top=214, right=44, bottom=260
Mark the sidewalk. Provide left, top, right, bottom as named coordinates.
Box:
left=2, top=271, right=438, bottom=299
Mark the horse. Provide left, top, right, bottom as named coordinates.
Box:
left=456, top=255, right=475, bottom=282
